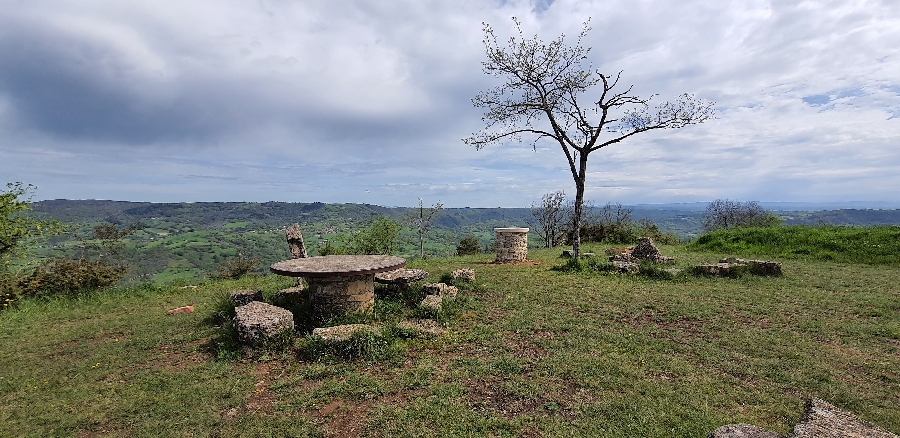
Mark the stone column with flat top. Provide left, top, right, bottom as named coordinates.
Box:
left=494, top=227, right=529, bottom=262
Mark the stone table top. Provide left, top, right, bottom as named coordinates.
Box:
left=270, top=255, right=406, bottom=278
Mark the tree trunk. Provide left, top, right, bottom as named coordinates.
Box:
left=572, top=153, right=589, bottom=259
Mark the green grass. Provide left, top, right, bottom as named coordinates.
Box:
left=688, top=225, right=900, bottom=265
left=1, top=246, right=899, bottom=437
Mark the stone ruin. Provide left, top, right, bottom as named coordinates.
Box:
left=696, top=258, right=782, bottom=277
left=602, top=237, right=676, bottom=274
left=709, top=398, right=898, bottom=438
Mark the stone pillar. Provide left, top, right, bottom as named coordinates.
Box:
left=494, top=227, right=529, bottom=263
left=306, top=274, right=375, bottom=322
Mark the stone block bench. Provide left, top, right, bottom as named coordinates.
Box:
left=233, top=301, right=294, bottom=346
left=374, top=268, right=428, bottom=292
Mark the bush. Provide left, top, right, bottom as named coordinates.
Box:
left=347, top=217, right=401, bottom=255
left=216, top=253, right=260, bottom=279
left=20, top=257, right=127, bottom=297
left=456, top=236, right=481, bottom=256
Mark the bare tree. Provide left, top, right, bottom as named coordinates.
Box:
left=464, top=18, right=715, bottom=258
left=405, top=199, right=443, bottom=259
left=531, top=190, right=568, bottom=248
left=702, top=199, right=782, bottom=232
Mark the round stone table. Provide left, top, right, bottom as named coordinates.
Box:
left=270, top=255, right=406, bottom=322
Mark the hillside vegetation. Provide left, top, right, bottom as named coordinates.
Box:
left=688, top=225, right=900, bottom=265
left=1, top=241, right=899, bottom=436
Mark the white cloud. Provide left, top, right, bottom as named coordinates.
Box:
left=1, top=0, right=899, bottom=206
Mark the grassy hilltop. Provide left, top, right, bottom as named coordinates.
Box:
left=2, top=226, right=899, bottom=437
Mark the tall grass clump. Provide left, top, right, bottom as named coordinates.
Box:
left=688, top=225, right=900, bottom=264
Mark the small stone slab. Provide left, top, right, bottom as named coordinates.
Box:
left=311, top=324, right=378, bottom=342
left=230, top=289, right=262, bottom=307
left=397, top=319, right=446, bottom=337
left=707, top=424, right=782, bottom=438
left=420, top=294, right=443, bottom=311
left=422, top=283, right=458, bottom=298
left=234, top=301, right=294, bottom=346
left=789, top=398, right=898, bottom=438
left=450, top=268, right=475, bottom=282
left=375, top=268, right=428, bottom=284
left=708, top=398, right=899, bottom=438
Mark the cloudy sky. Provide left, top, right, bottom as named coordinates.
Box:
left=2, top=0, right=899, bottom=207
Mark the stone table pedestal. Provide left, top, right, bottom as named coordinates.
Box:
left=494, top=227, right=529, bottom=263
left=271, top=255, right=405, bottom=323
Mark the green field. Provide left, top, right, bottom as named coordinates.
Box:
left=2, top=241, right=898, bottom=437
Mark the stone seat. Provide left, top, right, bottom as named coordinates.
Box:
left=374, top=268, right=428, bottom=292
left=233, top=301, right=294, bottom=346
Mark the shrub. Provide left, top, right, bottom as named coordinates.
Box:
left=702, top=199, right=782, bottom=232
left=216, top=253, right=260, bottom=279
left=347, top=217, right=401, bottom=255
left=456, top=236, right=481, bottom=256
left=20, top=257, right=127, bottom=297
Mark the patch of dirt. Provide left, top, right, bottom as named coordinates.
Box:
left=134, top=338, right=209, bottom=372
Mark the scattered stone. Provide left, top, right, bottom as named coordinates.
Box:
left=179, top=285, right=198, bottom=289
left=233, top=301, right=294, bottom=346
left=665, top=268, right=683, bottom=277
left=451, top=268, right=475, bottom=282
left=420, top=294, right=443, bottom=311
left=311, top=323, right=378, bottom=342
left=561, top=249, right=574, bottom=258
left=375, top=269, right=428, bottom=292
left=422, top=283, right=458, bottom=298
left=609, top=252, right=637, bottom=263
left=707, top=424, right=782, bottom=438
left=612, top=261, right=640, bottom=274
left=273, top=286, right=305, bottom=307
left=695, top=263, right=741, bottom=276
left=708, top=398, right=899, bottom=438
left=582, top=252, right=596, bottom=257
left=397, top=319, right=446, bottom=337
left=230, top=289, right=263, bottom=307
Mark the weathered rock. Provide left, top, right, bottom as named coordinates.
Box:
left=450, top=268, right=475, bottom=282
left=422, top=283, right=458, bottom=298
left=311, top=323, right=378, bottom=342
left=695, top=263, right=742, bottom=276
left=286, top=223, right=308, bottom=259
left=273, top=286, right=305, bottom=307
left=707, top=424, right=782, bottom=438
left=582, top=252, right=596, bottom=257
left=788, top=398, right=898, bottom=438
left=561, top=249, right=574, bottom=257
left=613, top=261, right=640, bottom=274
left=230, top=289, right=263, bottom=307
left=375, top=269, right=428, bottom=292
left=665, top=268, right=683, bottom=277
left=420, top=294, right=443, bottom=311
left=708, top=398, right=899, bottom=438
left=233, top=301, right=294, bottom=346
left=609, top=253, right=638, bottom=263
left=397, top=319, right=446, bottom=337
left=748, top=260, right=782, bottom=276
